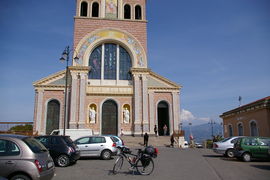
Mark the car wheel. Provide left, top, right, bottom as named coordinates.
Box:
left=226, top=149, right=235, bottom=158
left=242, top=153, right=251, bottom=162
left=101, top=150, right=111, bottom=160
left=10, top=174, right=31, bottom=180
left=57, top=154, right=70, bottom=167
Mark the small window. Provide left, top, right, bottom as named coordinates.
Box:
left=92, top=2, right=99, bottom=17
left=90, top=137, right=106, bottom=143
left=135, top=5, right=142, bottom=20
left=36, top=137, right=49, bottom=147
left=76, top=137, right=90, bottom=144
left=51, top=137, right=61, bottom=145
left=23, top=137, right=47, bottom=153
left=80, top=1, right=88, bottom=17
left=0, top=139, right=20, bottom=156
left=124, top=4, right=131, bottom=19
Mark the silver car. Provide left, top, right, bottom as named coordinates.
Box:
left=213, top=136, right=242, bottom=158
left=0, top=134, right=55, bottom=180
left=74, top=135, right=118, bottom=160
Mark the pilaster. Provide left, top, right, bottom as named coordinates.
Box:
left=78, top=72, right=88, bottom=128
left=142, top=75, right=149, bottom=132
left=69, top=72, right=78, bottom=128
left=35, top=89, right=44, bottom=134
left=149, top=91, right=155, bottom=134
left=172, top=92, right=180, bottom=132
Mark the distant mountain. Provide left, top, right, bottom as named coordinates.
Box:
left=182, top=123, right=223, bottom=143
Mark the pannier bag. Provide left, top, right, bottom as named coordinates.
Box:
left=144, top=146, right=158, bottom=158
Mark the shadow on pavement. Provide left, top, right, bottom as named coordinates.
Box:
left=250, top=165, right=270, bottom=170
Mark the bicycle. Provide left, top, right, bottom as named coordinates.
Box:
left=113, top=146, right=158, bottom=175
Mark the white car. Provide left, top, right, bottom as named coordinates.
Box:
left=74, top=135, right=118, bottom=160
left=213, top=136, right=242, bottom=158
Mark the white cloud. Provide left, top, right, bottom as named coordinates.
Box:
left=180, top=109, right=210, bottom=125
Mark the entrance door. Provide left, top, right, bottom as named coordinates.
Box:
left=46, top=100, right=60, bottom=135
left=157, top=101, right=169, bottom=136
left=102, top=100, right=118, bottom=135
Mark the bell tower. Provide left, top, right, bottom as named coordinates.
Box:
left=73, top=0, right=148, bottom=67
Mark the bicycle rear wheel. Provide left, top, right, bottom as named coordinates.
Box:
left=136, top=158, right=154, bottom=175
left=113, top=155, right=124, bottom=174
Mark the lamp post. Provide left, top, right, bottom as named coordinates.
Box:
left=209, top=119, right=216, bottom=139
left=59, top=46, right=79, bottom=136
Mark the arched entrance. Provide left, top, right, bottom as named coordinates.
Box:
left=46, top=100, right=60, bottom=134
left=102, top=100, right=118, bottom=135
left=157, top=101, right=169, bottom=136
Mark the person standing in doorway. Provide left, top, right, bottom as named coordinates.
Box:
left=154, top=125, right=158, bottom=137
left=163, top=124, right=168, bottom=136
left=143, top=133, right=149, bottom=147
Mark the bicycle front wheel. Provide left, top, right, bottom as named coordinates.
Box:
left=136, top=158, right=154, bottom=175
left=113, top=155, right=124, bottom=174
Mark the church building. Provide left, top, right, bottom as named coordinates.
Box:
left=33, top=0, right=182, bottom=136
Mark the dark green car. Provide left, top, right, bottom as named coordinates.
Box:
left=234, top=137, right=270, bottom=162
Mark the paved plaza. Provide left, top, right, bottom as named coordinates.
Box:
left=53, top=147, right=270, bottom=180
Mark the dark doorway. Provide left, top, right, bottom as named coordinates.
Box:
left=157, top=101, right=169, bottom=136
left=102, top=100, right=118, bottom=135
left=46, top=100, right=60, bottom=135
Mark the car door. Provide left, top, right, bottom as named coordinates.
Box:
left=88, top=137, right=106, bottom=156
left=0, top=139, right=20, bottom=177
left=75, top=137, right=91, bottom=156
left=257, top=138, right=270, bottom=158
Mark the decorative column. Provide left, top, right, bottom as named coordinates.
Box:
left=172, top=91, right=180, bottom=132
left=35, top=89, right=44, bottom=134
left=69, top=71, right=78, bottom=128
left=78, top=72, right=88, bottom=128
left=133, top=74, right=142, bottom=135
left=148, top=91, right=155, bottom=134
left=142, top=75, right=149, bottom=132
left=101, top=0, right=105, bottom=18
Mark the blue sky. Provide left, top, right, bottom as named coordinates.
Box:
left=0, top=0, right=269, bottom=126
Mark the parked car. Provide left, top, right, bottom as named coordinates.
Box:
left=0, top=134, right=55, bottom=180
left=35, top=135, right=80, bottom=167
left=213, top=136, right=242, bottom=158
left=195, top=142, right=203, bottom=148
left=74, top=135, right=118, bottom=160
left=105, top=135, right=124, bottom=148
left=234, top=136, right=270, bottom=162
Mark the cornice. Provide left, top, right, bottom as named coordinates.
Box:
left=33, top=70, right=65, bottom=86
left=220, top=98, right=270, bottom=118
left=149, top=71, right=182, bottom=89
left=74, top=16, right=148, bottom=23
left=86, top=93, right=132, bottom=97
left=130, top=68, right=151, bottom=74
left=69, top=66, right=90, bottom=72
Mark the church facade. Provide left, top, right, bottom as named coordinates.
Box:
left=33, top=0, right=182, bottom=136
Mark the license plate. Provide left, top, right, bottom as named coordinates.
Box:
left=48, top=161, right=54, bottom=168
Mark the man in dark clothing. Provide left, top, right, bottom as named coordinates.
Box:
left=154, top=125, right=158, bottom=137
left=170, top=134, right=175, bottom=147
left=144, top=133, right=149, bottom=147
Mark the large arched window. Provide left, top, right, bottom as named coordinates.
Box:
left=124, top=4, right=131, bottom=19
left=80, top=2, right=88, bottom=17
left=92, top=2, right=99, bottom=17
left=135, top=5, right=142, bottom=20
left=89, top=43, right=132, bottom=80
left=89, top=46, right=101, bottom=79
left=250, top=121, right=258, bottom=136
left=238, top=123, right=244, bottom=136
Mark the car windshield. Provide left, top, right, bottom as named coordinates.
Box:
left=23, top=137, right=48, bottom=153
left=220, top=137, right=231, bottom=142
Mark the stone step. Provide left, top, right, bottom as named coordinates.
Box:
left=121, top=135, right=172, bottom=147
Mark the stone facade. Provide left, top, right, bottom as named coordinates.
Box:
left=33, top=0, right=182, bottom=136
